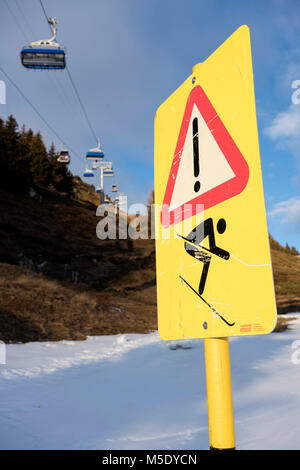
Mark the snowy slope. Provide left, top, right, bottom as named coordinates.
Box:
left=0, top=316, right=300, bottom=450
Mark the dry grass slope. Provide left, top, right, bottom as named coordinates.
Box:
left=0, top=263, right=157, bottom=343
left=0, top=181, right=299, bottom=343
left=271, top=247, right=300, bottom=314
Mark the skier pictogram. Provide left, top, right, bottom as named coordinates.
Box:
left=178, top=218, right=235, bottom=327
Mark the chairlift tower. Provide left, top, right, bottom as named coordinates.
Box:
left=92, top=161, right=115, bottom=204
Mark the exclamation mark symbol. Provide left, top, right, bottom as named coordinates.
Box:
left=193, top=117, right=200, bottom=192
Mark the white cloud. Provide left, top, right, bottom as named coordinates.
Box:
left=265, top=104, right=300, bottom=139
left=268, top=197, right=300, bottom=228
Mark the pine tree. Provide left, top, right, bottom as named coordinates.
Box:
left=0, top=115, right=31, bottom=192
left=290, top=246, right=299, bottom=256
left=26, top=131, right=49, bottom=187
left=48, top=142, right=73, bottom=193
left=0, top=115, right=74, bottom=195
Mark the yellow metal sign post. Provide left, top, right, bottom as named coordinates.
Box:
left=154, top=25, right=277, bottom=449
left=204, top=338, right=235, bottom=449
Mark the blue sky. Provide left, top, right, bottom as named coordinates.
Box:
left=1, top=0, right=300, bottom=249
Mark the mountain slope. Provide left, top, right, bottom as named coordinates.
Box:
left=0, top=180, right=298, bottom=343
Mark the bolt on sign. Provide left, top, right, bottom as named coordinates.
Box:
left=154, top=25, right=277, bottom=340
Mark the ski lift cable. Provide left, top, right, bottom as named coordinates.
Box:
left=4, top=1, right=68, bottom=137
left=53, top=73, right=76, bottom=111
left=4, top=0, right=94, bottom=170
left=8, top=1, right=75, bottom=119
left=14, top=0, right=36, bottom=38
left=39, top=0, right=98, bottom=144
left=4, top=0, right=30, bottom=42
left=0, top=65, right=84, bottom=164
left=39, top=0, right=53, bottom=34
left=66, top=66, right=98, bottom=142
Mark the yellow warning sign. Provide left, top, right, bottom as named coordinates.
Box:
left=154, top=25, right=277, bottom=339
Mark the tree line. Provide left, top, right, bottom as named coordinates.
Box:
left=0, top=115, right=73, bottom=194
left=269, top=234, right=299, bottom=256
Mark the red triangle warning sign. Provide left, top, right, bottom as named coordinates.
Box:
left=161, top=85, right=249, bottom=227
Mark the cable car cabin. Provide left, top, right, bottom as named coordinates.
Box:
left=83, top=168, right=94, bottom=177
left=103, top=169, right=114, bottom=177
left=57, top=149, right=70, bottom=164
left=21, top=17, right=66, bottom=70
left=96, top=187, right=103, bottom=194
left=21, top=45, right=66, bottom=70
left=111, top=184, right=117, bottom=192
left=86, top=149, right=104, bottom=160
left=86, top=139, right=105, bottom=160
left=103, top=196, right=111, bottom=205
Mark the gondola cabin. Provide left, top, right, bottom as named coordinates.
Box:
left=57, top=149, right=70, bottom=164
left=86, top=139, right=105, bottom=160
left=103, top=195, right=111, bottom=205
left=21, top=18, right=66, bottom=70
left=21, top=45, right=66, bottom=70
left=86, top=149, right=105, bottom=160
left=83, top=168, right=94, bottom=177
left=103, top=169, right=114, bottom=177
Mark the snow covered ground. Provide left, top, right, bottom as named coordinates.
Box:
left=1, top=315, right=300, bottom=450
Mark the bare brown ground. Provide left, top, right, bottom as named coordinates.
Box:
left=0, top=184, right=299, bottom=343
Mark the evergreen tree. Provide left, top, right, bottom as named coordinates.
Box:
left=26, top=131, right=49, bottom=187
left=48, top=142, right=73, bottom=193
left=290, top=246, right=299, bottom=256
left=0, top=115, right=30, bottom=192
left=0, top=115, right=73, bottom=195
